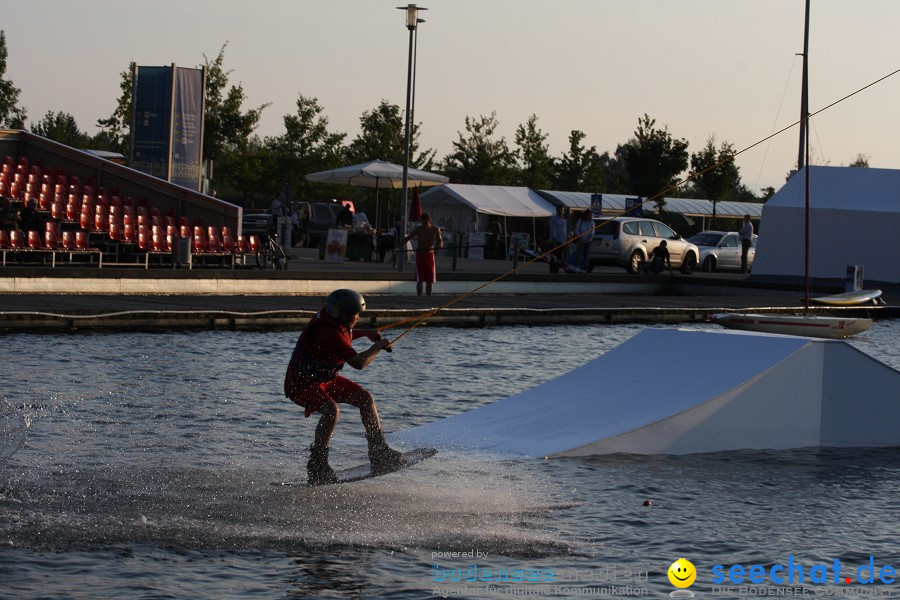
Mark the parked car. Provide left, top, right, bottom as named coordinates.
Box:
left=241, top=211, right=275, bottom=236
left=687, top=231, right=757, bottom=272
left=588, top=217, right=699, bottom=274
left=306, top=202, right=344, bottom=247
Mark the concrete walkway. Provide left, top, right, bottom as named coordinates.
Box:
left=0, top=246, right=893, bottom=331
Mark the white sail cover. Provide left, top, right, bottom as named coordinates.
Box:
left=395, top=329, right=900, bottom=456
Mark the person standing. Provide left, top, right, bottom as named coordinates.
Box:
left=284, top=289, right=403, bottom=485
left=270, top=192, right=285, bottom=217
left=548, top=205, right=568, bottom=270
left=485, top=216, right=503, bottom=260
left=397, top=212, right=443, bottom=296
left=739, top=214, right=754, bottom=274
left=572, top=210, right=595, bottom=272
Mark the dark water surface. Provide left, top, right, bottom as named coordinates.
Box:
left=2, top=322, right=900, bottom=599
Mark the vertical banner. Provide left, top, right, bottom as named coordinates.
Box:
left=130, top=64, right=205, bottom=191
left=130, top=66, right=172, bottom=179
left=171, top=67, right=205, bottom=190
left=590, top=193, right=603, bottom=218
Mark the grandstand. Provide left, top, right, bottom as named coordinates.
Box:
left=0, top=129, right=245, bottom=268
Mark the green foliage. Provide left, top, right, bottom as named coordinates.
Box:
left=554, top=130, right=607, bottom=193
left=347, top=100, right=404, bottom=164
left=31, top=111, right=90, bottom=147
left=443, top=112, right=516, bottom=185
left=266, top=93, right=347, bottom=202
left=202, top=43, right=270, bottom=162
left=0, top=31, right=27, bottom=128
left=514, top=114, right=555, bottom=189
left=621, top=114, right=689, bottom=212
left=95, top=63, right=134, bottom=154
left=849, top=153, right=870, bottom=168
left=689, top=135, right=741, bottom=201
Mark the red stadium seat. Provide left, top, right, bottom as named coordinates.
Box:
left=9, top=229, right=26, bottom=249
left=27, top=230, right=43, bottom=250
left=44, top=229, right=60, bottom=250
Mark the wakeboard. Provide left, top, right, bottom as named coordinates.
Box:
left=811, top=289, right=884, bottom=306
left=273, top=447, right=437, bottom=487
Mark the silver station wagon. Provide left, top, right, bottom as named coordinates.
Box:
left=588, top=217, right=699, bottom=274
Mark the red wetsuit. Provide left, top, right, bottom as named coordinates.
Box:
left=284, top=310, right=365, bottom=417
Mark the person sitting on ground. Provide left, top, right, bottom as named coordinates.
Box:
left=397, top=212, right=444, bottom=297
left=284, top=289, right=403, bottom=485
left=642, top=239, right=672, bottom=275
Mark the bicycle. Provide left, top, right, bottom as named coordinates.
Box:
left=256, top=232, right=288, bottom=270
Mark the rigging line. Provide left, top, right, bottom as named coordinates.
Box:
left=755, top=55, right=800, bottom=192
left=380, top=66, right=900, bottom=344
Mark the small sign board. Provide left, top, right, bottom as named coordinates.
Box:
left=625, top=197, right=643, bottom=217
left=324, top=228, right=348, bottom=263
left=468, top=232, right=486, bottom=260
left=508, top=232, right=530, bottom=258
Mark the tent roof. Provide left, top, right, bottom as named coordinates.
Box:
left=768, top=165, right=900, bottom=212
left=537, top=190, right=763, bottom=219
left=420, top=184, right=555, bottom=217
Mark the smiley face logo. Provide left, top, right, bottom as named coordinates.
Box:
left=668, top=558, right=696, bottom=588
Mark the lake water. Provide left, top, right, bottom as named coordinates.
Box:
left=2, top=321, right=900, bottom=599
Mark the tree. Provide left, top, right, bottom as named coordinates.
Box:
left=554, top=130, right=606, bottom=193
left=202, top=44, right=269, bottom=161
left=443, top=112, right=516, bottom=185
left=689, top=135, right=741, bottom=199
left=620, top=114, right=689, bottom=213
left=31, top=111, right=89, bottom=148
left=95, top=63, right=134, bottom=154
left=346, top=99, right=435, bottom=169
left=513, top=114, right=555, bottom=189
left=849, top=153, right=870, bottom=168
left=267, top=93, right=346, bottom=201
left=0, top=31, right=27, bottom=128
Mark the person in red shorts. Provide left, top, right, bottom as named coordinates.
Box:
left=397, top=212, right=444, bottom=296
left=284, top=289, right=404, bottom=484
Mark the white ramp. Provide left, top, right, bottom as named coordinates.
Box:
left=395, top=329, right=900, bottom=456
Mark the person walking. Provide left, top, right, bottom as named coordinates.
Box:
left=572, top=210, right=595, bottom=272
left=548, top=206, right=569, bottom=271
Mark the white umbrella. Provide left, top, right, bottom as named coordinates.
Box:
left=305, top=160, right=449, bottom=228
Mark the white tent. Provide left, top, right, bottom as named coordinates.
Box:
left=753, top=166, right=900, bottom=284
left=419, top=184, right=554, bottom=235
left=395, top=329, right=900, bottom=456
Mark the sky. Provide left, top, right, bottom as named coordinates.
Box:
left=3, top=0, right=899, bottom=195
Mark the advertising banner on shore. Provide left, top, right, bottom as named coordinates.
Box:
left=130, top=64, right=206, bottom=191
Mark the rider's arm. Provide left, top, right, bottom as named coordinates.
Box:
left=346, top=339, right=391, bottom=370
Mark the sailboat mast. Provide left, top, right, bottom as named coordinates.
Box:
left=797, top=0, right=810, bottom=171
left=800, top=0, right=811, bottom=311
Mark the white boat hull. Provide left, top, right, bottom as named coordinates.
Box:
left=712, top=313, right=872, bottom=339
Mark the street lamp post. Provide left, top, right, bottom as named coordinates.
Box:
left=397, top=3, right=426, bottom=272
